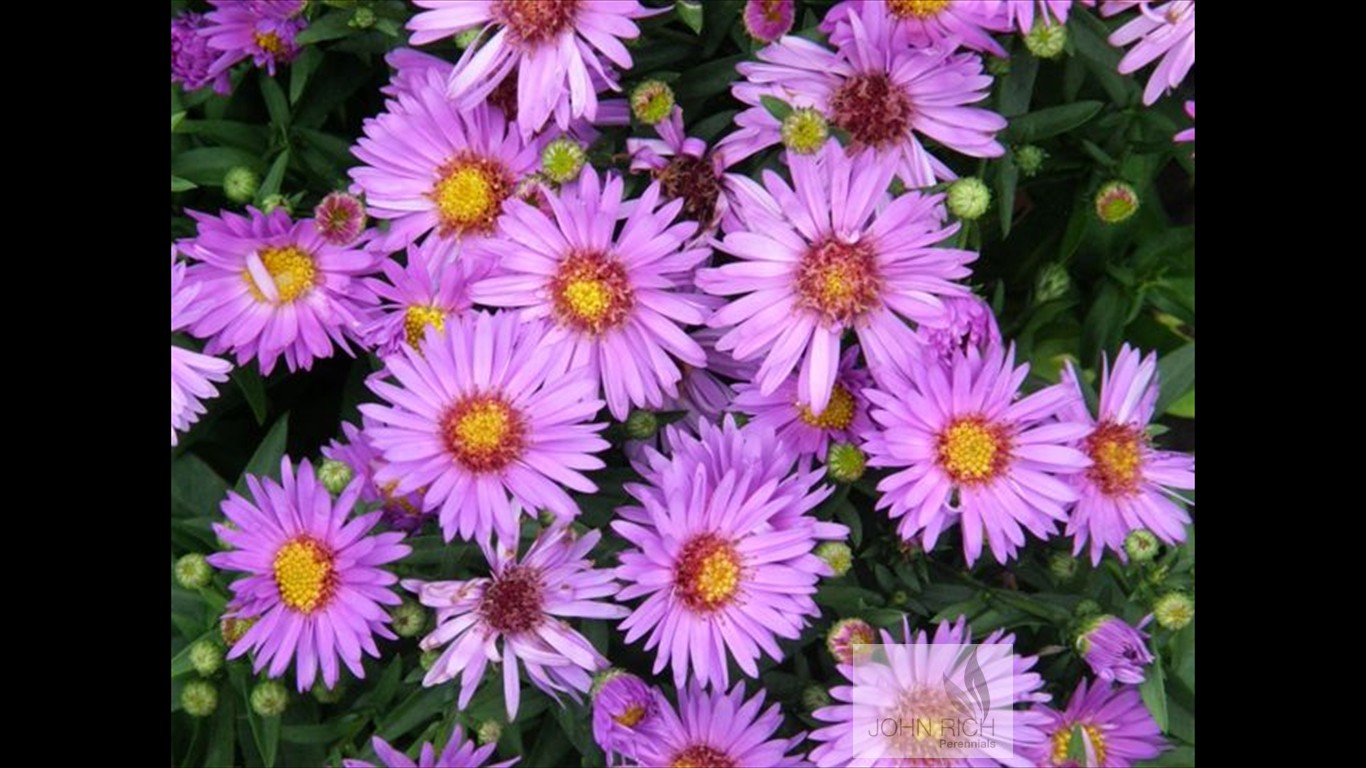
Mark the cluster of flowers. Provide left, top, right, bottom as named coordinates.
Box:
left=171, top=1, right=1195, bottom=765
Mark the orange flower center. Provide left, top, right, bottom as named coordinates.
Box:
left=674, top=534, right=742, bottom=613
left=1085, top=421, right=1144, bottom=495
left=441, top=393, right=526, bottom=473
left=670, top=744, right=735, bottom=768
left=937, top=416, right=1011, bottom=484
left=550, top=251, right=635, bottom=334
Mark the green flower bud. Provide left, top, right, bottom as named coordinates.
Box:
left=631, top=80, right=675, bottom=125
left=1014, top=145, right=1047, bottom=177
left=313, top=681, right=346, bottom=704
left=349, top=6, right=376, bottom=29
left=260, top=193, right=292, bottom=216
left=947, top=177, right=991, bottom=220
left=1024, top=21, right=1068, bottom=59
left=175, top=553, right=213, bottom=589
left=250, top=680, right=289, bottom=717
left=1094, top=181, right=1139, bottom=224
left=420, top=648, right=441, bottom=672
left=390, top=599, right=427, bottom=638
left=625, top=410, right=659, bottom=441
left=815, top=542, right=853, bottom=577
left=780, top=108, right=830, bottom=155
left=826, top=443, right=866, bottom=484
left=1124, top=529, right=1161, bottom=563
left=188, top=640, right=224, bottom=677
left=318, top=459, right=354, bottom=496
left=1048, top=551, right=1078, bottom=582
left=541, top=138, right=588, bottom=184
left=1152, top=592, right=1194, bottom=631
left=986, top=56, right=1012, bottom=77
left=477, top=720, right=504, bottom=746
left=1034, top=262, right=1071, bottom=303
left=223, top=166, right=261, bottom=204
left=1073, top=599, right=1102, bottom=621
left=220, top=615, right=257, bottom=646
left=181, top=679, right=219, bottom=718
left=802, top=685, right=831, bottom=711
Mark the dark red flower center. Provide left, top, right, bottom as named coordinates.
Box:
left=829, top=72, right=914, bottom=151
left=441, top=392, right=526, bottom=473
left=673, top=533, right=742, bottom=613
left=495, top=0, right=580, bottom=47
left=670, top=744, right=736, bottom=768
left=795, top=237, right=882, bottom=326
left=479, top=565, right=545, bottom=635
left=658, top=155, right=722, bottom=227
left=1085, top=421, right=1145, bottom=495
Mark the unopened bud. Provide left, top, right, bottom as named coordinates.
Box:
left=947, top=177, right=991, bottom=220
left=1124, top=529, right=1160, bottom=563
left=1095, top=181, right=1139, bottom=224
left=1024, top=21, right=1068, bottom=59
left=815, top=542, right=853, bottom=577
left=1152, top=592, right=1194, bottom=631
left=182, top=680, right=219, bottom=717
left=541, top=139, right=587, bottom=184
left=224, top=166, right=261, bottom=204
left=251, top=680, right=289, bottom=717
left=175, top=553, right=212, bottom=589
left=189, top=640, right=224, bottom=676
left=826, top=442, right=866, bottom=483
left=780, top=108, right=829, bottom=155
left=625, top=410, right=659, bottom=441
left=631, top=81, right=675, bottom=126
left=390, top=600, right=427, bottom=638
left=318, top=459, right=354, bottom=496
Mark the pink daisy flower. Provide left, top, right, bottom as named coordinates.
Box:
left=614, top=417, right=842, bottom=690
left=863, top=343, right=1093, bottom=565
left=314, top=192, right=367, bottom=247
left=697, top=143, right=976, bottom=414
left=823, top=0, right=1010, bottom=57
left=743, top=0, right=796, bottom=44
left=469, top=168, right=710, bottom=421
left=986, top=0, right=1083, bottom=34
left=207, top=457, right=411, bottom=691
left=321, top=421, right=430, bottom=533
left=407, top=527, right=628, bottom=720
left=590, top=671, right=662, bottom=764
left=1025, top=679, right=1167, bottom=768
left=349, top=67, right=545, bottom=252
left=358, top=237, right=487, bottom=357
left=179, top=207, right=375, bottom=375
left=1060, top=345, right=1195, bottom=564
left=632, top=682, right=811, bottom=767
left=1103, top=0, right=1195, bottom=105
left=915, top=293, right=1003, bottom=369
left=171, top=11, right=233, bottom=94
left=725, top=4, right=1005, bottom=187
left=360, top=311, right=610, bottom=545
left=171, top=246, right=232, bottom=446
left=733, top=345, right=873, bottom=460
left=343, top=730, right=517, bottom=768
left=406, top=0, right=658, bottom=136
left=201, top=0, right=307, bottom=80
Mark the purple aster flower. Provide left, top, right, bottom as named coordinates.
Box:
left=743, top=0, right=796, bottom=44
left=408, top=527, right=628, bottom=720
left=823, top=0, right=1010, bottom=57
left=915, top=293, right=1002, bottom=369
left=321, top=421, right=430, bottom=533
left=1174, top=99, right=1194, bottom=154
left=1024, top=679, right=1166, bottom=768
left=342, top=730, right=517, bottom=768
left=358, top=237, right=487, bottom=357
left=698, top=143, right=975, bottom=414
left=360, top=310, right=610, bottom=545
left=171, top=11, right=232, bottom=94
left=628, top=107, right=747, bottom=236
left=733, top=345, right=873, bottom=460
left=725, top=8, right=1005, bottom=187
left=1077, top=615, right=1154, bottom=685
left=826, top=617, right=876, bottom=665
left=633, top=682, right=810, bottom=768
left=614, top=416, right=843, bottom=690
left=590, top=670, right=662, bottom=764
left=314, top=192, right=367, bottom=247
left=207, top=457, right=411, bottom=692
left=350, top=68, right=545, bottom=252
left=179, top=207, right=375, bottom=375
left=171, top=246, right=232, bottom=446
left=986, top=0, right=1082, bottom=34
left=406, top=0, right=658, bottom=137
left=201, top=0, right=307, bottom=80
left=809, top=616, right=1051, bottom=767
left=863, top=343, right=1093, bottom=565
left=468, top=168, right=710, bottom=421
left=1059, top=344, right=1195, bottom=564
left=1103, top=0, right=1195, bottom=105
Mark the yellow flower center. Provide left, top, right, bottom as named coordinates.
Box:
left=674, top=534, right=742, bottom=613
left=442, top=393, right=525, bottom=473
left=1086, top=421, right=1144, bottom=495
left=613, top=704, right=647, bottom=728
left=550, top=251, right=635, bottom=334
left=272, top=537, right=335, bottom=614
left=938, top=417, right=1010, bottom=484
left=430, top=153, right=513, bottom=238
left=797, top=384, right=857, bottom=430
left=888, top=0, right=951, bottom=19
left=253, top=30, right=287, bottom=57
left=795, top=237, right=882, bottom=327
left=244, top=245, right=317, bottom=304
left=1051, top=724, right=1109, bottom=767
left=403, top=304, right=447, bottom=349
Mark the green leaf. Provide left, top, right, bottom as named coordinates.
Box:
left=171, top=176, right=197, bottom=192
left=1006, top=101, right=1104, bottom=143
left=232, top=366, right=269, bottom=425
left=761, top=95, right=794, bottom=122
left=1154, top=343, right=1195, bottom=414
left=204, top=681, right=236, bottom=768
left=998, top=53, right=1039, bottom=118
left=260, top=74, right=290, bottom=130
left=1081, top=279, right=1131, bottom=364
left=377, top=687, right=454, bottom=741
left=289, top=47, right=323, bottom=104
left=171, top=147, right=263, bottom=186
left=996, top=154, right=1019, bottom=237
left=171, top=111, right=187, bottom=132
left=1141, top=745, right=1196, bottom=767
left=257, top=150, right=291, bottom=204
left=236, top=414, right=290, bottom=492
left=1071, top=12, right=1136, bottom=107
left=1165, top=388, right=1194, bottom=418
left=1139, top=647, right=1169, bottom=732
left=295, top=11, right=356, bottom=45
left=171, top=452, right=230, bottom=519
left=676, top=0, right=704, bottom=34
left=673, top=54, right=747, bottom=101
